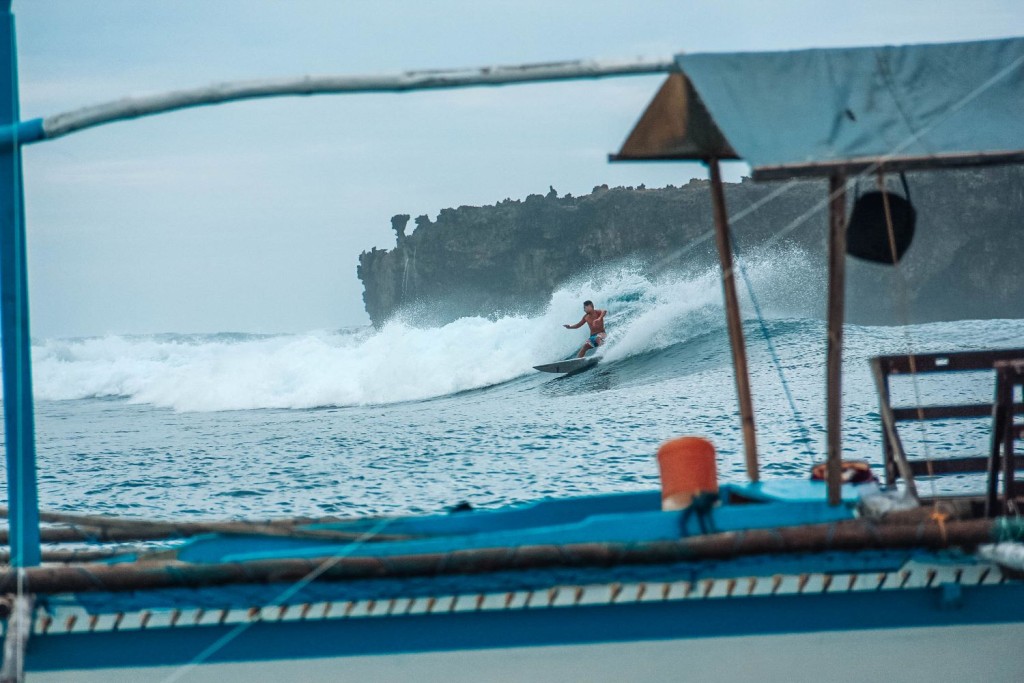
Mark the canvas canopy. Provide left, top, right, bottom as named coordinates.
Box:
left=614, top=37, right=1024, bottom=179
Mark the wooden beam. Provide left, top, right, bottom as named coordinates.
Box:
left=997, top=362, right=1023, bottom=515
left=750, top=150, right=1024, bottom=180
left=891, top=404, right=1024, bottom=421
left=826, top=174, right=847, bottom=505
left=908, top=455, right=1024, bottom=477
left=876, top=348, right=1024, bottom=375
left=0, top=594, right=31, bottom=683
left=0, top=517, right=1012, bottom=595
left=708, top=159, right=758, bottom=481
left=870, top=358, right=917, bottom=497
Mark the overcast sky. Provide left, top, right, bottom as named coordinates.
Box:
left=14, top=0, right=1024, bottom=338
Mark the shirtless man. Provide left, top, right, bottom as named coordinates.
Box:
left=564, top=300, right=607, bottom=358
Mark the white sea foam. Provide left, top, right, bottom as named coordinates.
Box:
left=30, top=250, right=819, bottom=411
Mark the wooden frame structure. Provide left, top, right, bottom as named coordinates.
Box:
left=613, top=38, right=1024, bottom=504
left=871, top=348, right=1024, bottom=515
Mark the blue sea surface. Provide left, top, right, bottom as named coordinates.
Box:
left=4, top=268, right=1022, bottom=520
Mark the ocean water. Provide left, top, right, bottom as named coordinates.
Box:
left=7, top=254, right=1023, bottom=521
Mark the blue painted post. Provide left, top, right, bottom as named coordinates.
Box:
left=0, top=0, right=41, bottom=567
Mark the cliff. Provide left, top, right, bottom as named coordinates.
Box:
left=357, top=168, right=1024, bottom=327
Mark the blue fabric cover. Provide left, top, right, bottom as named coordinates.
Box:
left=677, top=37, right=1024, bottom=170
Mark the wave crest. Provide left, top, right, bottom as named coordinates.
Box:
left=31, top=248, right=820, bottom=411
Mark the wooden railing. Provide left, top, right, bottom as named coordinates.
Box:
left=870, top=348, right=1024, bottom=515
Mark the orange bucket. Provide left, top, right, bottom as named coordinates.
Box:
left=657, top=436, right=718, bottom=511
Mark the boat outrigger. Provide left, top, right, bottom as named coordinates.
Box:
left=0, top=2, right=1022, bottom=679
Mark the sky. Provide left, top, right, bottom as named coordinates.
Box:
left=13, top=0, right=1024, bottom=338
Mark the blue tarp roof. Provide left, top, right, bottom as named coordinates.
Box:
left=616, top=37, right=1024, bottom=179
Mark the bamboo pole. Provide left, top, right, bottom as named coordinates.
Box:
left=0, top=506, right=339, bottom=529
left=0, top=547, right=132, bottom=564
left=0, top=507, right=410, bottom=543
left=2, top=516, right=1012, bottom=595
left=32, top=58, right=675, bottom=144
left=0, top=524, right=409, bottom=545
left=826, top=173, right=848, bottom=505
left=708, top=159, right=758, bottom=481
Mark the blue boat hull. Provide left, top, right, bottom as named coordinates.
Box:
left=22, top=562, right=1024, bottom=681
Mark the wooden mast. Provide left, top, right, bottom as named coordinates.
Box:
left=825, top=174, right=848, bottom=505
left=708, top=158, right=758, bottom=481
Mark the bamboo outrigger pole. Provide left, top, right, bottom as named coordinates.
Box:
left=825, top=174, right=848, bottom=505
left=708, top=159, right=758, bottom=481
left=2, top=516, right=1014, bottom=595
left=0, top=57, right=676, bottom=150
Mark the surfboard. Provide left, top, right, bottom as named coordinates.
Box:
left=533, top=356, right=598, bottom=374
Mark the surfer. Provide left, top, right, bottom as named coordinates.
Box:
left=564, top=300, right=607, bottom=358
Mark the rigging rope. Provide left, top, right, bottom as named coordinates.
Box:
left=874, top=170, right=939, bottom=501
left=161, top=515, right=398, bottom=683
left=731, top=245, right=817, bottom=463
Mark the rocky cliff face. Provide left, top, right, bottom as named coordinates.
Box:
left=357, top=168, right=1024, bottom=327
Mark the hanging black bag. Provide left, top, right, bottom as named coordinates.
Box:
left=846, top=172, right=916, bottom=265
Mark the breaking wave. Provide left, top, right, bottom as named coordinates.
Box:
left=31, top=248, right=824, bottom=411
